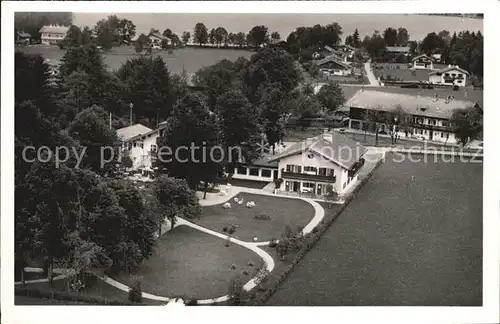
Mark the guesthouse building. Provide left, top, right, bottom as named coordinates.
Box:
left=117, top=123, right=166, bottom=170
left=428, top=65, right=470, bottom=87
left=342, top=89, right=479, bottom=144
left=39, top=25, right=69, bottom=45
left=315, top=55, right=352, bottom=76
left=268, top=133, right=367, bottom=195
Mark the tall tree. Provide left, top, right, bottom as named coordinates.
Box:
left=193, top=22, right=208, bottom=45
left=215, top=27, right=229, bottom=47
left=116, top=56, right=174, bottom=126
left=396, top=27, right=409, bottom=46
left=234, top=32, right=246, bottom=48
left=271, top=31, right=281, bottom=40
left=182, top=31, right=191, bottom=45
left=383, top=27, right=398, bottom=46
left=258, top=83, right=290, bottom=153
left=420, top=32, right=446, bottom=54
left=67, top=106, right=119, bottom=175
left=155, top=92, right=221, bottom=190
left=209, top=28, right=217, bottom=46
left=154, top=176, right=201, bottom=227
left=93, top=19, right=114, bottom=50
left=215, top=89, right=261, bottom=167
left=242, top=48, right=301, bottom=103
left=315, top=81, right=346, bottom=114
left=451, top=105, right=483, bottom=145
left=352, top=28, right=361, bottom=48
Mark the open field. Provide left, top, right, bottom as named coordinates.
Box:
left=266, top=154, right=482, bottom=306
left=18, top=45, right=254, bottom=74
left=112, top=225, right=263, bottom=300
left=198, top=193, right=315, bottom=242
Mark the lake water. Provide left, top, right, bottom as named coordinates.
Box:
left=73, top=13, right=483, bottom=41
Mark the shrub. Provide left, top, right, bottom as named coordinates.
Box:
left=128, top=279, right=142, bottom=303
left=312, top=227, right=319, bottom=233
left=231, top=264, right=236, bottom=270
left=268, top=239, right=278, bottom=248
left=223, top=227, right=228, bottom=232
left=243, top=270, right=249, bottom=276
left=247, top=261, right=254, bottom=267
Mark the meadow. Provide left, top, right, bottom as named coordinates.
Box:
left=18, top=45, right=254, bottom=75
left=266, top=154, right=482, bottom=306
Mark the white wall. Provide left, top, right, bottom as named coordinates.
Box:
left=123, top=132, right=159, bottom=170
left=277, top=151, right=345, bottom=193
left=232, top=166, right=275, bottom=182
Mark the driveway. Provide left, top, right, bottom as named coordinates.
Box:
left=364, top=60, right=380, bottom=87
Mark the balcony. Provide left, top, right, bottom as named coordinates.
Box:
left=281, top=169, right=336, bottom=183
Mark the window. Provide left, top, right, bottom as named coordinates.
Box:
left=343, top=182, right=346, bottom=189
left=261, top=169, right=272, bottom=178
left=249, top=168, right=259, bottom=176
left=237, top=166, right=247, bottom=175
left=457, top=80, right=463, bottom=84
left=441, top=132, right=444, bottom=138
left=286, top=164, right=301, bottom=173
left=442, top=121, right=448, bottom=127
left=444, top=73, right=450, bottom=77
left=304, top=166, right=317, bottom=173
left=429, top=119, right=436, bottom=126
left=303, top=182, right=315, bottom=188
left=150, top=144, right=157, bottom=152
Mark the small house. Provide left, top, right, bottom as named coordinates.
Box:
left=148, top=32, right=172, bottom=47
left=412, top=54, right=435, bottom=70
left=39, top=25, right=69, bottom=45
left=16, top=32, right=32, bottom=45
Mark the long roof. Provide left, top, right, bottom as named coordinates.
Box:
left=268, top=133, right=367, bottom=170
left=344, top=89, right=476, bottom=119
left=117, top=124, right=153, bottom=141
left=39, top=25, right=69, bottom=34
left=412, top=54, right=435, bottom=62
left=385, top=46, right=410, bottom=53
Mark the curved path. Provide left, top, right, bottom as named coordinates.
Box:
left=19, top=190, right=324, bottom=305
left=364, top=60, right=380, bottom=87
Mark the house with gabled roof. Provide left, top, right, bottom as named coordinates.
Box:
left=267, top=133, right=367, bottom=195
left=148, top=32, right=172, bottom=47
left=428, top=65, right=470, bottom=87
left=117, top=123, right=168, bottom=170
left=412, top=54, right=435, bottom=70
left=315, top=54, right=352, bottom=76
left=39, top=25, right=69, bottom=45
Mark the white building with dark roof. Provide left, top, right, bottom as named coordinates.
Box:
left=343, top=89, right=478, bottom=144
left=428, top=65, right=470, bottom=87
left=39, top=25, right=69, bottom=45
left=268, top=133, right=367, bottom=195
left=117, top=123, right=162, bottom=170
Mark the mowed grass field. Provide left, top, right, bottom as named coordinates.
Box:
left=18, top=45, right=254, bottom=74
left=112, top=225, right=263, bottom=300
left=198, top=193, right=315, bottom=242
left=266, top=154, right=482, bottom=306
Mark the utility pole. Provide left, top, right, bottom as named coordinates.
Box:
left=109, top=112, right=112, bottom=129
left=129, top=103, right=134, bottom=126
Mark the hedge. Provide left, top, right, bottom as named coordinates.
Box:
left=253, top=157, right=386, bottom=305
left=15, top=286, right=139, bottom=306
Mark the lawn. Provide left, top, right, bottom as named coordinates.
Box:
left=197, top=193, right=316, bottom=242
left=372, top=65, right=431, bottom=82
left=112, top=225, right=263, bottom=300
left=19, top=45, right=254, bottom=75
left=229, top=179, right=270, bottom=189
left=266, top=154, right=482, bottom=306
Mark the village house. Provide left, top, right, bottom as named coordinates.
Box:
left=412, top=54, right=435, bottom=70
left=428, top=65, right=470, bottom=87
left=117, top=123, right=166, bottom=170
left=39, top=25, right=69, bottom=45
left=267, top=133, right=367, bottom=195
left=329, top=44, right=356, bottom=58
left=315, top=54, right=352, bottom=76
left=342, top=89, right=478, bottom=144
left=148, top=32, right=172, bottom=47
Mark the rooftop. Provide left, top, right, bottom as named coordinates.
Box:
left=385, top=46, right=410, bottom=53
left=315, top=54, right=350, bottom=69
left=39, top=25, right=69, bottom=34
left=344, top=89, right=477, bottom=119
left=117, top=124, right=153, bottom=142
left=269, top=132, right=367, bottom=170
left=429, top=65, right=470, bottom=76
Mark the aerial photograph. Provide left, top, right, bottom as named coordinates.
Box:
left=13, top=11, right=483, bottom=307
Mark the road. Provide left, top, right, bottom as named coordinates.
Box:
left=363, top=60, right=380, bottom=86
